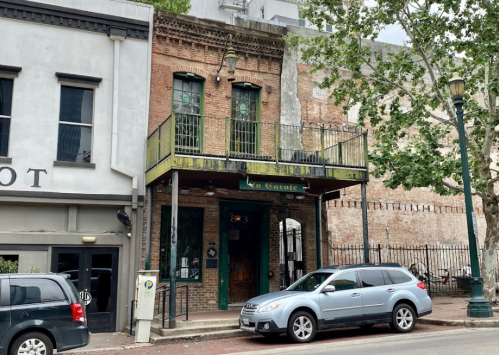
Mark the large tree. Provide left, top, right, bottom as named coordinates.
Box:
left=129, top=0, right=191, bottom=13
left=288, top=0, right=499, bottom=302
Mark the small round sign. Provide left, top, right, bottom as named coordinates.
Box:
left=79, top=291, right=92, bottom=306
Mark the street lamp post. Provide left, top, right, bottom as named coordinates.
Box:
left=448, top=73, right=493, bottom=317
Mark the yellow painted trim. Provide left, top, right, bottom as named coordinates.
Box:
left=146, top=156, right=367, bottom=185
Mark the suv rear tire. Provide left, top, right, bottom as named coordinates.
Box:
left=391, top=303, right=416, bottom=333
left=10, top=332, right=53, bottom=355
left=287, top=311, right=316, bottom=343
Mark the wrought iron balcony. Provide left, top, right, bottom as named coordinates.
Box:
left=146, top=113, right=368, bottom=183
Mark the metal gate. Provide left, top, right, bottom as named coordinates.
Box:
left=280, top=225, right=303, bottom=288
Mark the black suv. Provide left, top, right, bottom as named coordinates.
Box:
left=0, top=273, right=90, bottom=355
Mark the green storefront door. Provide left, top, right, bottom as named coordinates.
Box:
left=219, top=200, right=270, bottom=310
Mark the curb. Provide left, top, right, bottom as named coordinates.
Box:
left=63, top=343, right=152, bottom=354
left=418, top=318, right=499, bottom=328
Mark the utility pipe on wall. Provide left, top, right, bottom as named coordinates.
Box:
left=108, top=29, right=141, bottom=320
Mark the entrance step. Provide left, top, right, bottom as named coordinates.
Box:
left=151, top=317, right=239, bottom=329
left=150, top=328, right=250, bottom=345
left=125, top=318, right=251, bottom=345
left=228, top=303, right=244, bottom=311
left=151, top=319, right=239, bottom=336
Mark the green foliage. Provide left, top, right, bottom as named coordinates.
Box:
left=291, top=0, right=499, bottom=300
left=29, top=267, right=41, bottom=273
left=0, top=257, right=18, bottom=273
left=129, top=0, right=191, bottom=13
left=289, top=0, right=499, bottom=197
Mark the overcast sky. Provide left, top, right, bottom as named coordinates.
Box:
left=363, top=0, right=409, bottom=46
left=376, top=24, right=409, bottom=46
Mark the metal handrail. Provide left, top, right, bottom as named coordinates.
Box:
left=155, top=285, right=189, bottom=329
left=128, top=285, right=189, bottom=335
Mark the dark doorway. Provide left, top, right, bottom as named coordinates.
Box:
left=226, top=210, right=261, bottom=304
left=51, top=247, right=119, bottom=333
left=228, top=227, right=259, bottom=303
left=219, top=201, right=270, bottom=310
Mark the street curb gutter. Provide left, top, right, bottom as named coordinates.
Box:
left=417, top=318, right=499, bottom=328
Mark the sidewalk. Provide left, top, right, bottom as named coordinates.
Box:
left=65, top=297, right=499, bottom=354
left=418, top=296, right=499, bottom=327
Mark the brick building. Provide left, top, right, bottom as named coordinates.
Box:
left=281, top=25, right=487, bottom=251
left=143, top=12, right=369, bottom=312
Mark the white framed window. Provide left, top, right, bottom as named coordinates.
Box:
left=57, top=86, right=94, bottom=163
left=298, top=10, right=305, bottom=27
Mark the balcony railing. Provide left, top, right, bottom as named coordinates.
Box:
left=146, top=113, right=368, bottom=171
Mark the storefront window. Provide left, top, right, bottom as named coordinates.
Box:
left=159, top=206, right=204, bottom=282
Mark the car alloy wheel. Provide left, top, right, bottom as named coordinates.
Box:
left=287, top=311, right=316, bottom=343
left=392, top=303, right=416, bottom=333
left=10, top=332, right=53, bottom=355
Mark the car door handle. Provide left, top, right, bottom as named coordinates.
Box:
left=386, top=288, right=395, bottom=293
left=351, top=293, right=361, bottom=298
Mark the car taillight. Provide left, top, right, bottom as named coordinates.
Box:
left=417, top=282, right=426, bottom=290
left=71, top=303, right=85, bottom=323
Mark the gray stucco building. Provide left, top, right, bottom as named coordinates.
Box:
left=0, top=0, right=153, bottom=332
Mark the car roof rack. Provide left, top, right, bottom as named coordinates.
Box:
left=320, top=264, right=342, bottom=269
left=381, top=262, right=402, bottom=267
left=340, top=262, right=402, bottom=269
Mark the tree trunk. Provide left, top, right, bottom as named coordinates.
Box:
left=481, top=196, right=499, bottom=302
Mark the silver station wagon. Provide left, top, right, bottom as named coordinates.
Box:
left=240, top=263, right=432, bottom=343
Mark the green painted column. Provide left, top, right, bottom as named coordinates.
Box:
left=315, top=196, right=322, bottom=269
left=453, top=96, right=492, bottom=317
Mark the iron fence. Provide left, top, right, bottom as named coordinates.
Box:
left=280, top=227, right=303, bottom=288
left=146, top=113, right=367, bottom=171
left=331, top=244, right=499, bottom=297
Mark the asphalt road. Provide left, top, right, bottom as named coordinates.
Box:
left=226, top=328, right=499, bottom=355
left=70, top=323, right=450, bottom=355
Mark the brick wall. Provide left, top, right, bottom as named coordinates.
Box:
left=144, top=12, right=328, bottom=312
left=146, top=189, right=319, bottom=312
left=292, top=48, right=485, bottom=250
left=149, top=11, right=285, bottom=135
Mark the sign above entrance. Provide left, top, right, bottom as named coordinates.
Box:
left=239, top=180, right=305, bottom=193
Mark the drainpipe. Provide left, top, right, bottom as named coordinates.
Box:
left=145, top=185, right=152, bottom=270
left=108, top=28, right=140, bottom=314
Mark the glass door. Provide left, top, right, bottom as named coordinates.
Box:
left=51, top=247, right=119, bottom=333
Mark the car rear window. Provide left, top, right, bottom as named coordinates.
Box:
left=10, top=278, right=67, bottom=305
left=359, top=269, right=390, bottom=287
left=64, top=277, right=81, bottom=301
left=387, top=270, right=413, bottom=284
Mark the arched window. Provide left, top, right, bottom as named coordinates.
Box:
left=172, top=73, right=205, bottom=153
left=279, top=218, right=303, bottom=288
left=230, top=82, right=261, bottom=156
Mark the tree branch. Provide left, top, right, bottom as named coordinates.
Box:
left=441, top=180, right=485, bottom=199
left=357, top=52, right=450, bottom=124
left=396, top=9, right=482, bottom=154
